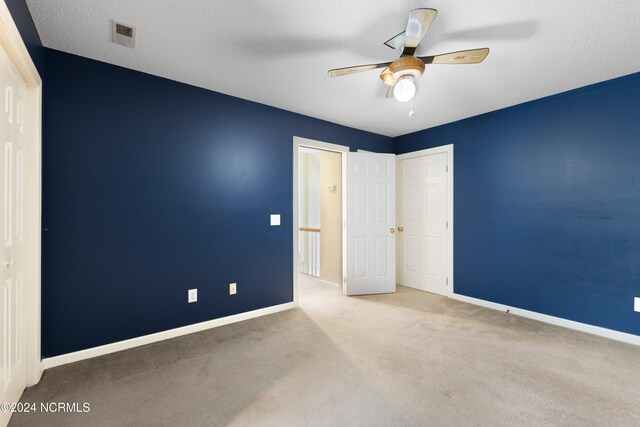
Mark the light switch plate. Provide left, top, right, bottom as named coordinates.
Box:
left=229, top=283, right=237, bottom=295
left=270, top=214, right=281, bottom=226
left=188, top=289, right=198, bottom=303
left=635, top=297, right=640, bottom=312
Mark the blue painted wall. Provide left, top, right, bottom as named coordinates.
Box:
left=5, top=0, right=44, bottom=74
left=42, top=48, right=392, bottom=357
left=395, top=72, right=640, bottom=336
left=12, top=0, right=640, bottom=355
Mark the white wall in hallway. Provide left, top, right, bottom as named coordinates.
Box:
left=319, top=150, right=341, bottom=285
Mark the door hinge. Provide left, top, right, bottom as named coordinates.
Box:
left=446, top=164, right=449, bottom=173
left=446, top=277, right=449, bottom=285
left=343, top=276, right=347, bottom=284
left=446, top=221, right=449, bottom=229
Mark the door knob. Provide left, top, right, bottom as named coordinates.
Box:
left=3, top=259, right=13, bottom=268
left=390, top=228, right=395, bottom=234
left=398, top=227, right=404, bottom=232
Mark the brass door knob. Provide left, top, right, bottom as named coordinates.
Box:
left=390, top=228, right=395, bottom=234
left=398, top=227, right=404, bottom=232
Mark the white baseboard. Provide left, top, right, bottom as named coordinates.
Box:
left=450, top=293, right=640, bottom=346
left=42, top=301, right=296, bottom=370
left=41, top=294, right=639, bottom=371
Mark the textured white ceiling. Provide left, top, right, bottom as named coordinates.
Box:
left=26, top=0, right=640, bottom=137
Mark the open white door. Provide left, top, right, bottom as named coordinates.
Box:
left=344, top=152, right=396, bottom=296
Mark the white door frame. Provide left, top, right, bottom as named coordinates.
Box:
left=292, top=137, right=348, bottom=305
left=0, top=3, right=43, bottom=385
left=396, top=144, right=454, bottom=295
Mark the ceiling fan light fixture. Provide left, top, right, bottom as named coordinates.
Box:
left=394, top=76, right=416, bottom=103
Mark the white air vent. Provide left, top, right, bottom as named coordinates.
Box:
left=111, top=21, right=136, bottom=48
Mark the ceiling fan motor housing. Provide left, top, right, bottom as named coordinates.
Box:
left=380, top=56, right=425, bottom=86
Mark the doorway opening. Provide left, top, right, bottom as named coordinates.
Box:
left=294, top=138, right=348, bottom=302
left=293, top=137, right=347, bottom=304
left=293, top=137, right=400, bottom=303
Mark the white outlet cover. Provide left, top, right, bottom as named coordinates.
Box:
left=635, top=297, right=640, bottom=312
left=229, top=282, right=237, bottom=295
left=188, top=288, right=198, bottom=303
left=270, top=214, right=281, bottom=226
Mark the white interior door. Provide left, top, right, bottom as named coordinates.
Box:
left=397, top=152, right=449, bottom=295
left=345, top=152, right=396, bottom=296
left=0, top=44, right=27, bottom=425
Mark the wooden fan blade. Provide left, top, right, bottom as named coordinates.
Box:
left=421, top=48, right=490, bottom=65
left=385, top=85, right=395, bottom=99
left=328, top=62, right=392, bottom=77
left=402, top=8, right=438, bottom=56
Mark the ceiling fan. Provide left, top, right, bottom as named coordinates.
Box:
left=328, top=9, right=489, bottom=103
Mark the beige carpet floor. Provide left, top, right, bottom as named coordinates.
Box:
left=10, top=278, right=640, bottom=426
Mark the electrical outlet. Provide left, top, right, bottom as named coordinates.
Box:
left=635, top=297, right=640, bottom=312
left=188, top=288, right=198, bottom=303
left=229, top=283, right=237, bottom=295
